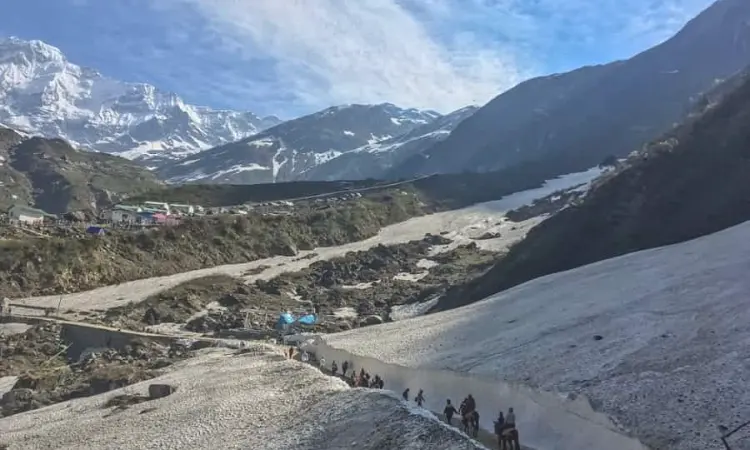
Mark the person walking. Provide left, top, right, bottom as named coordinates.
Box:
left=415, top=389, right=426, bottom=407
left=444, top=399, right=458, bottom=425
left=505, top=407, right=516, bottom=428
left=402, top=388, right=410, bottom=401
left=342, top=360, right=349, bottom=377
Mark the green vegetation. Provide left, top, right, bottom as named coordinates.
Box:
left=0, top=192, right=422, bottom=297
left=129, top=167, right=558, bottom=213
left=128, top=179, right=385, bottom=207
left=0, top=130, right=161, bottom=213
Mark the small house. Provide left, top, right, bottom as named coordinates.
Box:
left=170, top=203, right=195, bottom=215
left=110, top=205, right=142, bottom=223
left=141, top=201, right=170, bottom=214
left=7, top=205, right=47, bottom=224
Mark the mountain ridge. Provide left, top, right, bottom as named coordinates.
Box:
left=432, top=65, right=750, bottom=313
left=157, top=103, right=451, bottom=184
left=0, top=37, right=281, bottom=163
left=390, top=0, right=750, bottom=180
left=0, top=126, right=161, bottom=213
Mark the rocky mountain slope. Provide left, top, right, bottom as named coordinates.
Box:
left=298, top=106, right=479, bottom=181
left=0, top=37, right=280, bottom=163
left=0, top=127, right=161, bottom=213
left=433, top=66, right=750, bottom=312
left=158, top=103, right=442, bottom=184
left=391, top=0, right=750, bottom=181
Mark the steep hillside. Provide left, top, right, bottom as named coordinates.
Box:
left=158, top=103, right=440, bottom=184
left=0, top=127, right=161, bottom=213
left=0, top=37, right=280, bottom=162
left=392, top=0, right=750, bottom=180
left=433, top=68, right=750, bottom=312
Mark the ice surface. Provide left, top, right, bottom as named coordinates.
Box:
left=0, top=345, right=488, bottom=450
left=319, top=220, right=750, bottom=450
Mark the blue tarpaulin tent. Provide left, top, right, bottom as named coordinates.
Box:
left=275, top=311, right=317, bottom=331
left=297, top=314, right=317, bottom=326
left=85, top=226, right=107, bottom=235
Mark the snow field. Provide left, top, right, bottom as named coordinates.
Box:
left=301, top=337, right=647, bottom=450
left=0, top=345, right=487, bottom=450
left=318, top=219, right=750, bottom=450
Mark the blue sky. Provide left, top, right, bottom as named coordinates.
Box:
left=0, top=0, right=715, bottom=118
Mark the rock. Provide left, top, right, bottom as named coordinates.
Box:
left=148, top=384, right=176, bottom=400
left=593, top=335, right=604, bottom=341
left=185, top=315, right=216, bottom=333
left=143, top=307, right=161, bottom=325
left=423, top=233, right=452, bottom=246
left=360, top=315, right=384, bottom=327
left=474, top=231, right=502, bottom=240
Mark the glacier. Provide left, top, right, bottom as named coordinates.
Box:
left=0, top=344, right=490, bottom=450
left=308, top=220, right=750, bottom=450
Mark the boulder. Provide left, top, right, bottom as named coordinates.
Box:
left=148, top=384, right=176, bottom=400
left=359, top=315, right=384, bottom=327
left=142, top=307, right=161, bottom=325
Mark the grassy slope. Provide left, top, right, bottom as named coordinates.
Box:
left=0, top=129, right=162, bottom=213
left=0, top=192, right=422, bottom=297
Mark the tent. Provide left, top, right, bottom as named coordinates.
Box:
left=297, top=314, right=317, bottom=326
left=85, top=226, right=107, bottom=235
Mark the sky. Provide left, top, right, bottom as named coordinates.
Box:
left=0, top=0, right=715, bottom=118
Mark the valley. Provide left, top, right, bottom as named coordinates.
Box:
left=3, top=1, right=750, bottom=449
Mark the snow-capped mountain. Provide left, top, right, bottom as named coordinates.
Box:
left=0, top=37, right=281, bottom=162
left=159, top=103, right=443, bottom=184
left=297, top=105, right=478, bottom=181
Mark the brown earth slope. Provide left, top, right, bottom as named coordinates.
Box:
left=0, top=128, right=161, bottom=213
left=0, top=192, right=422, bottom=297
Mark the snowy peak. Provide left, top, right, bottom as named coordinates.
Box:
left=298, top=105, right=479, bottom=181
left=157, top=103, right=451, bottom=184
left=0, top=37, right=281, bottom=162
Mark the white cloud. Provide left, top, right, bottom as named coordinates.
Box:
left=158, top=0, right=527, bottom=114
left=150, top=0, right=714, bottom=115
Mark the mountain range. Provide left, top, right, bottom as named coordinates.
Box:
left=0, top=37, right=281, bottom=164
left=1, top=0, right=750, bottom=190
left=388, top=0, right=750, bottom=180
left=156, top=103, right=447, bottom=184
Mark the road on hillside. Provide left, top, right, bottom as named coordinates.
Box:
left=268, top=174, right=434, bottom=204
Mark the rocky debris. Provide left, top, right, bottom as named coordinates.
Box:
left=474, top=231, right=502, bottom=240
left=0, top=324, right=192, bottom=418
left=93, top=234, right=500, bottom=338
left=148, top=383, right=176, bottom=399
left=423, top=233, right=452, bottom=246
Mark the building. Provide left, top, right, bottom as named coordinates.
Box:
left=169, top=203, right=195, bottom=215
left=141, top=201, right=170, bottom=214
left=7, top=205, right=48, bottom=224
left=109, top=205, right=142, bottom=223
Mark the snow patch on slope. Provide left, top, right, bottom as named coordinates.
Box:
left=0, top=345, right=488, bottom=450
left=319, top=219, right=750, bottom=450
left=0, top=37, right=280, bottom=161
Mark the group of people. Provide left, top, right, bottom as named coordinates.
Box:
left=330, top=360, right=385, bottom=389
left=401, top=388, right=426, bottom=407
left=304, top=351, right=520, bottom=449
left=410, top=390, right=519, bottom=448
